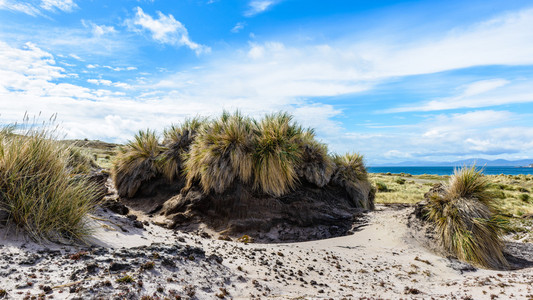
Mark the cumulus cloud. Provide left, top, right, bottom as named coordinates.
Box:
left=127, top=7, right=210, bottom=55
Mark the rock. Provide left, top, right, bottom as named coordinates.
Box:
left=446, top=257, right=477, bottom=274
left=109, top=262, right=131, bottom=272
left=133, top=220, right=144, bottom=229
left=102, top=199, right=129, bottom=215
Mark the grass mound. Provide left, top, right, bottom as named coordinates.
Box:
left=424, top=166, right=508, bottom=269
left=253, top=112, right=304, bottom=196
left=161, top=117, right=206, bottom=182
left=113, top=111, right=374, bottom=211
left=0, top=127, right=100, bottom=242
left=112, top=130, right=162, bottom=198
left=185, top=111, right=256, bottom=194
left=331, top=153, right=374, bottom=209
left=296, top=131, right=335, bottom=188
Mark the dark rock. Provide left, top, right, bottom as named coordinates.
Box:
left=446, top=257, right=477, bottom=274
left=42, top=285, right=53, bottom=294
left=101, top=199, right=129, bottom=215
left=109, top=262, right=131, bottom=272
left=126, top=214, right=138, bottom=220
left=133, top=220, right=144, bottom=229
left=86, top=263, right=99, bottom=274
left=208, top=254, right=223, bottom=264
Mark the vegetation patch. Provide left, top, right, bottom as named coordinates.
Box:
left=0, top=124, right=100, bottom=242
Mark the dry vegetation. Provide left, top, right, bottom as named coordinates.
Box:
left=0, top=126, right=101, bottom=242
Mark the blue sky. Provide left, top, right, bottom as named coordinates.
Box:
left=1, top=0, right=533, bottom=165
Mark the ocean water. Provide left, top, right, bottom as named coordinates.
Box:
left=367, top=166, right=533, bottom=176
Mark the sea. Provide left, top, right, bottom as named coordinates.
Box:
left=367, top=166, right=533, bottom=176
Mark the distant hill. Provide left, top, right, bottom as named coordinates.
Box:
left=372, top=158, right=533, bottom=167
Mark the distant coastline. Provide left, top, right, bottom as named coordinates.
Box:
left=367, top=166, right=533, bottom=176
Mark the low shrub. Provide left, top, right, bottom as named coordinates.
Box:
left=253, top=112, right=303, bottom=196
left=0, top=127, right=100, bottom=242
left=425, top=166, right=507, bottom=269
left=375, top=181, right=388, bottom=192
left=112, top=130, right=162, bottom=198
left=519, top=193, right=530, bottom=202
left=160, top=117, right=205, bottom=182
left=295, top=131, right=335, bottom=188
left=185, top=111, right=256, bottom=194
left=395, top=177, right=406, bottom=185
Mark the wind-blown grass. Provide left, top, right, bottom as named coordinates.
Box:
left=185, top=111, right=256, bottom=193
left=160, top=117, right=206, bottom=182
left=0, top=127, right=100, bottom=242
left=331, top=153, right=374, bottom=209
left=253, top=112, right=304, bottom=196
left=296, top=131, right=335, bottom=188
left=425, top=166, right=508, bottom=269
left=112, top=129, right=162, bottom=198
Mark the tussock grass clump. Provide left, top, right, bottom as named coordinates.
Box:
left=296, top=131, right=336, bottom=188
left=253, top=112, right=304, bottom=196
left=185, top=111, right=256, bottom=194
left=112, top=130, right=162, bottom=198
left=160, top=117, right=206, bottom=181
left=331, top=153, right=374, bottom=209
left=67, top=147, right=98, bottom=174
left=0, top=128, right=100, bottom=242
left=425, top=166, right=508, bottom=269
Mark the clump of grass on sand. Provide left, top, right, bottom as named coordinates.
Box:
left=424, top=166, right=508, bottom=269
left=253, top=112, right=304, bottom=196
left=112, top=130, right=162, bottom=198
left=0, top=126, right=100, bottom=242
left=113, top=111, right=374, bottom=209
left=185, top=111, right=256, bottom=194
left=160, top=117, right=206, bottom=182
left=331, top=153, right=374, bottom=209
left=296, top=131, right=336, bottom=188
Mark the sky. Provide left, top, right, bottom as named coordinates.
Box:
left=1, top=0, right=533, bottom=165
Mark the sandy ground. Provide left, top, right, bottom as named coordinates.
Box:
left=1, top=205, right=532, bottom=299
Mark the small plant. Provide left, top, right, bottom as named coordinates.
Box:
left=519, top=193, right=530, bottom=202
left=141, top=261, right=155, bottom=270
left=116, top=275, right=134, bottom=284
left=375, top=181, right=388, bottom=192
left=395, top=177, right=406, bottom=185
left=237, top=234, right=253, bottom=244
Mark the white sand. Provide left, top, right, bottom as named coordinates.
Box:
left=1, top=205, right=532, bottom=299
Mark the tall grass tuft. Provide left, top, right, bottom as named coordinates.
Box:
left=67, top=147, right=98, bottom=174
left=185, top=111, right=256, bottom=193
left=112, top=130, right=162, bottom=198
left=253, top=112, right=304, bottom=196
left=160, top=117, right=206, bottom=181
left=0, top=127, right=100, bottom=242
left=331, top=153, right=374, bottom=209
left=296, top=131, right=335, bottom=187
left=425, top=166, right=508, bottom=269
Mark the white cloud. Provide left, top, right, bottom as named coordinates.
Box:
left=82, top=20, right=116, bottom=37
left=40, top=0, right=76, bottom=12
left=231, top=22, right=246, bottom=33
left=0, top=0, right=42, bottom=16
left=245, top=0, right=278, bottom=17
left=127, top=7, right=210, bottom=55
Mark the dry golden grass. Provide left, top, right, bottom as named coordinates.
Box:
left=253, top=112, right=304, bottom=196
left=185, top=111, right=256, bottom=193
left=0, top=127, right=100, bottom=242
left=295, top=131, right=335, bottom=188
left=112, top=130, right=162, bottom=198
left=161, top=117, right=206, bottom=181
